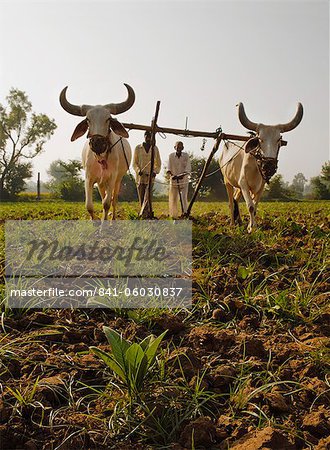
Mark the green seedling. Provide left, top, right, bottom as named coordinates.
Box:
left=90, top=327, right=167, bottom=400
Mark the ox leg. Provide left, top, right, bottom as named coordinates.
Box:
left=85, top=178, right=95, bottom=220
left=233, top=188, right=242, bottom=225
left=102, top=192, right=111, bottom=221
left=102, top=179, right=115, bottom=222
left=239, top=179, right=256, bottom=233
left=225, top=182, right=235, bottom=226
left=111, top=179, right=121, bottom=220
left=97, top=184, right=106, bottom=201
left=252, top=188, right=264, bottom=222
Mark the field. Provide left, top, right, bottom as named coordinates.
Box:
left=0, top=200, right=329, bottom=450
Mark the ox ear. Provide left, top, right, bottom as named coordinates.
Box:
left=245, top=137, right=259, bottom=153
left=109, top=118, right=129, bottom=138
left=71, top=119, right=88, bottom=141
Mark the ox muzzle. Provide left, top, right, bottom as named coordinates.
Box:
left=89, top=135, right=110, bottom=155
left=258, top=157, right=278, bottom=183
left=251, top=145, right=279, bottom=184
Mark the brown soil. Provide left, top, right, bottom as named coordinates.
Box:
left=1, top=304, right=329, bottom=449
left=1, top=207, right=329, bottom=449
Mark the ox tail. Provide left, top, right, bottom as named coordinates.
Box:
left=233, top=199, right=239, bottom=222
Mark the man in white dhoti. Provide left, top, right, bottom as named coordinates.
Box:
left=166, top=141, right=191, bottom=218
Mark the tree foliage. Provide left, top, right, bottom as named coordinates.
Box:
left=290, top=172, right=307, bottom=198
left=264, top=174, right=293, bottom=200
left=188, top=154, right=227, bottom=200
left=1, top=162, right=33, bottom=199
left=310, top=161, right=330, bottom=199
left=46, top=159, right=84, bottom=201
left=0, top=88, right=56, bottom=199
left=119, top=174, right=138, bottom=202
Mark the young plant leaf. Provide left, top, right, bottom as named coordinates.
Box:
left=102, top=326, right=130, bottom=372
left=139, top=335, right=153, bottom=352
left=144, top=331, right=167, bottom=366
left=125, top=343, right=148, bottom=391
left=90, top=346, right=126, bottom=381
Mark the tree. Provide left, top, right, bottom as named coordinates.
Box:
left=0, top=88, right=57, bottom=199
left=310, top=161, right=330, bottom=199
left=310, top=176, right=330, bottom=199
left=189, top=154, right=227, bottom=200
left=119, top=174, right=138, bottom=201
left=46, top=159, right=84, bottom=200
left=290, top=172, right=307, bottom=198
left=1, top=162, right=33, bottom=199
left=47, top=159, right=72, bottom=183
left=321, top=160, right=330, bottom=182
left=264, top=174, right=292, bottom=200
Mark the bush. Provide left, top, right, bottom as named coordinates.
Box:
left=58, top=179, right=85, bottom=201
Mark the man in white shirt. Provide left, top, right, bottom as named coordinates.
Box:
left=166, top=141, right=191, bottom=218
left=133, top=131, right=161, bottom=207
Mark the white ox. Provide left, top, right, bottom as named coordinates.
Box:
left=220, top=102, right=303, bottom=232
left=59, top=84, right=135, bottom=220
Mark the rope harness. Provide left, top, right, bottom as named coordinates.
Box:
left=222, top=139, right=279, bottom=184
left=249, top=144, right=279, bottom=184
left=90, top=134, right=157, bottom=190
left=218, top=140, right=244, bottom=170
left=89, top=133, right=140, bottom=195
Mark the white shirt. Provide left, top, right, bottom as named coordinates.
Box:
left=167, top=152, right=191, bottom=187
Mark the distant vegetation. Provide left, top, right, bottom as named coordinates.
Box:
left=0, top=88, right=56, bottom=200
left=45, top=159, right=84, bottom=201
left=19, top=159, right=330, bottom=203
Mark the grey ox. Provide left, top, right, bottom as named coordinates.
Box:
left=59, top=84, right=135, bottom=221
left=219, top=102, right=303, bottom=232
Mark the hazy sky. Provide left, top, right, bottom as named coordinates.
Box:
left=0, top=0, right=329, bottom=184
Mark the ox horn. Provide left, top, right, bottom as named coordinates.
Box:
left=104, top=83, right=135, bottom=115
left=59, top=87, right=87, bottom=117
left=278, top=103, right=303, bottom=133
left=237, top=103, right=258, bottom=132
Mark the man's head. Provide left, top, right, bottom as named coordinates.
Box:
left=175, top=141, right=184, bottom=156
left=144, top=131, right=152, bottom=144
